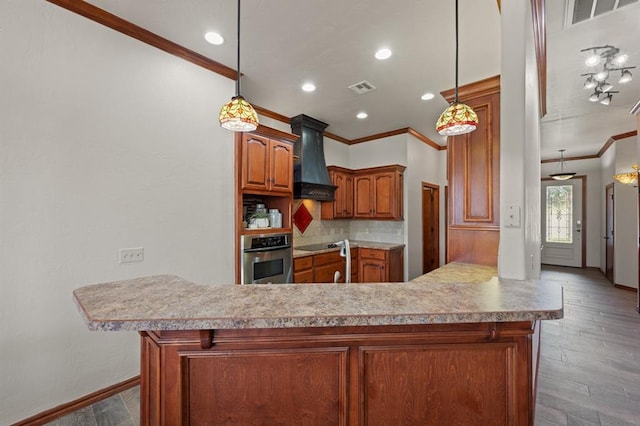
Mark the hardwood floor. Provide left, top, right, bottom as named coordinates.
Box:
left=536, top=265, right=640, bottom=426
left=46, top=265, right=640, bottom=425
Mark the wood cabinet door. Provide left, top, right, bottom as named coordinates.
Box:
left=269, top=139, right=293, bottom=193
left=372, top=172, right=395, bottom=218
left=344, top=174, right=354, bottom=217
left=315, top=262, right=345, bottom=283
left=294, top=270, right=314, bottom=284
left=241, top=134, right=270, bottom=191
left=333, top=172, right=346, bottom=217
left=354, top=174, right=373, bottom=218
left=359, top=258, right=386, bottom=283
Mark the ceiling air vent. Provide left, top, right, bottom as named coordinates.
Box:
left=348, top=80, right=377, bottom=95
left=568, top=0, right=637, bottom=26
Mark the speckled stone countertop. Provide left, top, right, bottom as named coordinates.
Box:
left=293, top=240, right=404, bottom=258
left=411, top=262, right=498, bottom=284
left=73, top=272, right=563, bottom=332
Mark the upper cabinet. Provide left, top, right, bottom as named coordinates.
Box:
left=444, top=76, right=500, bottom=266
left=323, top=164, right=405, bottom=220
left=241, top=133, right=293, bottom=194
left=354, top=165, right=405, bottom=220
left=321, top=166, right=354, bottom=219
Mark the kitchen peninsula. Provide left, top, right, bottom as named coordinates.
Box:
left=73, top=270, right=563, bottom=425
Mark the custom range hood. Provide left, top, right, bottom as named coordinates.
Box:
left=290, top=114, right=337, bottom=201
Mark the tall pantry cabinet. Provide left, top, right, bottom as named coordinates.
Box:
left=443, top=76, right=500, bottom=266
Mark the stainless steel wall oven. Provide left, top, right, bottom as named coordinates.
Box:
left=241, top=233, right=292, bottom=284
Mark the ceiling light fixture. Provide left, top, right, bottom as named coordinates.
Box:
left=302, top=83, right=316, bottom=92
left=356, top=112, right=368, bottom=119
left=600, top=82, right=613, bottom=92
left=585, top=54, right=600, bottom=67
left=599, top=93, right=613, bottom=105
left=613, top=164, right=638, bottom=185
left=375, top=48, right=392, bottom=60
left=619, top=69, right=633, bottom=84
left=436, top=0, right=478, bottom=136
left=583, top=75, right=596, bottom=89
left=204, top=31, right=224, bottom=45
left=549, top=149, right=576, bottom=181
left=580, top=45, right=635, bottom=106
left=219, top=0, right=259, bottom=132
left=588, top=91, right=601, bottom=102
left=421, top=92, right=435, bottom=101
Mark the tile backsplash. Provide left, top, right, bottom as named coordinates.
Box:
left=292, top=200, right=404, bottom=247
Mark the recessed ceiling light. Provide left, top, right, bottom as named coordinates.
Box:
left=374, top=48, right=392, bottom=60
left=204, top=32, right=224, bottom=45
left=421, top=92, right=435, bottom=101
left=301, top=83, right=316, bottom=92
left=357, top=112, right=368, bottom=119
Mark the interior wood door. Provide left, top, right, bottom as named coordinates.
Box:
left=541, top=178, right=584, bottom=267
left=605, top=183, right=614, bottom=283
left=422, top=183, right=440, bottom=274
left=269, top=139, right=293, bottom=192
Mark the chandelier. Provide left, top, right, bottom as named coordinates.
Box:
left=549, top=149, right=576, bottom=181
left=581, top=45, right=635, bottom=106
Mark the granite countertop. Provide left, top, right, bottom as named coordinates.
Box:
left=411, top=262, right=498, bottom=284
left=73, top=272, right=563, bottom=332
left=293, top=240, right=405, bottom=258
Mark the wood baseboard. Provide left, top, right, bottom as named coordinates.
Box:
left=614, top=284, right=638, bottom=293
left=11, top=376, right=140, bottom=426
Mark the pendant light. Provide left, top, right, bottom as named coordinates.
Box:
left=219, top=0, right=259, bottom=132
left=436, top=0, right=478, bottom=136
left=549, top=149, right=576, bottom=181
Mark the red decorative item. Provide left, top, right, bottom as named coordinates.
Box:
left=293, top=203, right=313, bottom=234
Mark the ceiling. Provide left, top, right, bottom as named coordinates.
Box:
left=80, top=0, right=639, bottom=160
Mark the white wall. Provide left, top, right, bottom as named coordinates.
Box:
left=499, top=0, right=540, bottom=280
left=613, top=137, right=638, bottom=288
left=1, top=2, right=236, bottom=423
left=600, top=145, right=616, bottom=271
left=405, top=136, right=444, bottom=279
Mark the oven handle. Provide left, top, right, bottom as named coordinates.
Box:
left=243, top=245, right=292, bottom=253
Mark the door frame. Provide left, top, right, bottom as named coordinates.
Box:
left=422, top=182, right=440, bottom=273
left=605, top=183, right=614, bottom=284
left=541, top=175, right=587, bottom=268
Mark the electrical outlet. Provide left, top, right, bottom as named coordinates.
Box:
left=119, top=247, right=144, bottom=263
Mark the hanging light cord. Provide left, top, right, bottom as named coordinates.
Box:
left=454, top=0, right=459, bottom=103
left=235, top=0, right=241, bottom=97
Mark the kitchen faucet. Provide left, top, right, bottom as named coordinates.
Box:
left=332, top=239, right=351, bottom=283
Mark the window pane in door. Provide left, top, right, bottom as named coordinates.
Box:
left=546, top=185, right=573, bottom=244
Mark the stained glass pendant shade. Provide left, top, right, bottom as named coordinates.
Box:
left=219, top=95, right=259, bottom=131
left=219, top=0, right=259, bottom=132
left=436, top=0, right=478, bottom=136
left=436, top=103, right=479, bottom=135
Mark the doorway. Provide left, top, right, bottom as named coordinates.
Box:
left=541, top=177, right=586, bottom=267
left=605, top=183, right=614, bottom=283
left=422, top=182, right=440, bottom=274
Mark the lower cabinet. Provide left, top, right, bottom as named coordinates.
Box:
left=141, top=321, right=538, bottom=425
left=294, top=249, right=358, bottom=283
left=358, top=247, right=404, bottom=282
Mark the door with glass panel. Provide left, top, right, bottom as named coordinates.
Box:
left=541, top=179, right=583, bottom=267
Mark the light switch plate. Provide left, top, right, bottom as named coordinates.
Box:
left=504, top=205, right=521, bottom=228
left=119, top=247, right=144, bottom=263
